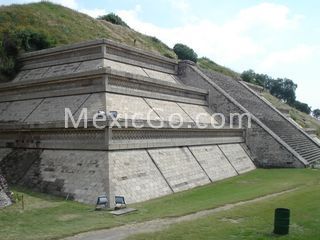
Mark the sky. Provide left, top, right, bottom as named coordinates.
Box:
left=1, top=0, right=319, bottom=109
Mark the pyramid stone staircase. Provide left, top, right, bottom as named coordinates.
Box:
left=199, top=68, right=320, bottom=165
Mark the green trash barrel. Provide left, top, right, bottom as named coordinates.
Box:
left=273, top=208, right=290, bottom=235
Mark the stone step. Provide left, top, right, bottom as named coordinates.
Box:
left=299, top=149, right=320, bottom=157
left=288, top=142, right=316, bottom=149
left=291, top=142, right=319, bottom=149
left=284, top=138, right=313, bottom=144
left=294, top=148, right=320, bottom=156
left=202, top=68, right=320, bottom=166
left=279, top=134, right=309, bottom=139
left=301, top=151, right=320, bottom=159
left=285, top=140, right=316, bottom=146
left=306, top=154, right=320, bottom=162
left=297, top=148, right=320, bottom=155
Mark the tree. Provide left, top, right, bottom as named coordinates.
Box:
left=240, top=69, right=256, bottom=84
left=269, top=78, right=297, bottom=104
left=292, top=101, right=311, bottom=114
left=241, top=69, right=275, bottom=88
left=281, top=78, right=297, bottom=105
left=173, top=43, right=198, bottom=63
left=98, top=13, right=129, bottom=28
left=313, top=109, right=320, bottom=119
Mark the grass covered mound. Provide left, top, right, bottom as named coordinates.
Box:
left=0, top=2, right=176, bottom=81
left=0, top=2, right=174, bottom=57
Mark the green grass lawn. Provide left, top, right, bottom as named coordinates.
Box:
left=128, top=179, right=320, bottom=240
left=0, top=169, right=319, bottom=240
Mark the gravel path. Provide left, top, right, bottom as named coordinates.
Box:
left=64, top=188, right=298, bottom=240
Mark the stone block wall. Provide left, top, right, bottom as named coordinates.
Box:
left=109, top=150, right=172, bottom=203
left=178, top=62, right=306, bottom=168
left=0, top=143, right=255, bottom=205
left=147, top=147, right=210, bottom=192
left=201, top=69, right=320, bottom=163
left=188, top=145, right=237, bottom=181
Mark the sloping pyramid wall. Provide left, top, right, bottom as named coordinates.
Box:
left=178, top=61, right=307, bottom=168
left=0, top=39, right=282, bottom=205
left=202, top=69, right=320, bottom=165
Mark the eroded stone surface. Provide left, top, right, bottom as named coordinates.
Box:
left=145, top=98, right=193, bottom=123
left=36, top=150, right=108, bottom=204
left=189, top=145, right=237, bottom=181
left=73, top=93, right=105, bottom=119
left=25, top=95, right=89, bottom=123
left=105, top=59, right=148, bottom=77
left=0, top=148, right=12, bottom=162
left=110, top=150, right=172, bottom=203
left=13, top=68, right=49, bottom=82
left=43, top=63, right=81, bottom=78
left=0, top=102, right=11, bottom=116
left=143, top=68, right=178, bottom=84
left=0, top=175, right=11, bottom=208
left=76, top=59, right=104, bottom=73
left=0, top=99, right=43, bottom=122
left=219, top=144, right=256, bottom=174
left=106, top=93, right=159, bottom=120
left=147, top=147, right=210, bottom=192
left=178, top=103, right=217, bottom=124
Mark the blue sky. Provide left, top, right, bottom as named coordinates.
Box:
left=1, top=0, right=319, bottom=109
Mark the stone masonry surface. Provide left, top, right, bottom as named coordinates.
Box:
left=109, top=150, right=172, bottom=203
left=219, top=144, right=256, bottom=174
left=147, top=147, right=210, bottom=192
left=0, top=40, right=263, bottom=205
left=178, top=62, right=306, bottom=168
left=189, top=145, right=237, bottom=181
left=202, top=69, right=320, bottom=164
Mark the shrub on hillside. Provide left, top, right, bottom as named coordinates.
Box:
left=98, top=13, right=129, bottom=28
left=0, top=30, right=55, bottom=82
left=173, top=43, right=198, bottom=63
left=16, top=30, right=55, bottom=51
left=0, top=32, right=20, bottom=81
left=312, top=109, right=320, bottom=119
left=292, top=100, right=311, bottom=114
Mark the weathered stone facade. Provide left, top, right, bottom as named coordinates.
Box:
left=200, top=68, right=320, bottom=164
left=0, top=174, right=12, bottom=208
left=0, top=39, right=313, bottom=206
left=178, top=61, right=308, bottom=168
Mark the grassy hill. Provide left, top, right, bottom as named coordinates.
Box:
left=0, top=2, right=175, bottom=58
left=0, top=2, right=242, bottom=77
left=197, top=57, right=240, bottom=79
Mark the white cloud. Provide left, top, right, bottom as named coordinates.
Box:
left=254, top=45, right=320, bottom=109
left=229, top=3, right=303, bottom=32
left=170, top=0, right=190, bottom=13
left=258, top=45, right=315, bottom=70
left=116, top=3, right=319, bottom=108
left=117, top=3, right=302, bottom=65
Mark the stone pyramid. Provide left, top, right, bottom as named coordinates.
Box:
left=0, top=39, right=309, bottom=205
